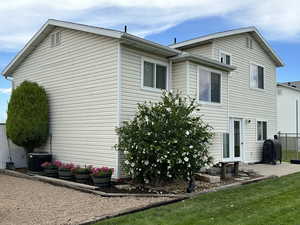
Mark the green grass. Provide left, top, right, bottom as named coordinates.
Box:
left=95, top=173, right=300, bottom=225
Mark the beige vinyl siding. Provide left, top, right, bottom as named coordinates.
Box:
left=172, top=62, right=187, bottom=95
left=182, top=43, right=212, bottom=58
left=11, top=27, right=120, bottom=175
left=212, top=34, right=277, bottom=162
left=120, top=45, right=169, bottom=122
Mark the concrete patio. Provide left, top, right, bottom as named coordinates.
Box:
left=240, top=162, right=300, bottom=177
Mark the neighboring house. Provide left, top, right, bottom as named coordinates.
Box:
left=2, top=20, right=284, bottom=178
left=277, top=83, right=300, bottom=134
left=280, top=81, right=300, bottom=89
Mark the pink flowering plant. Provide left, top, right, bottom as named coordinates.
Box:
left=91, top=167, right=114, bottom=177
left=58, top=162, right=75, bottom=171
left=41, top=160, right=61, bottom=169
left=116, top=91, right=213, bottom=184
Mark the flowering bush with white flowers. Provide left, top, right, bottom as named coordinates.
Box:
left=116, top=91, right=214, bottom=184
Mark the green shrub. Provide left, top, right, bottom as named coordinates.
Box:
left=116, top=91, right=214, bottom=184
left=6, top=81, right=49, bottom=153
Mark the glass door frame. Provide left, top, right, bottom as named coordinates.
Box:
left=223, top=118, right=244, bottom=162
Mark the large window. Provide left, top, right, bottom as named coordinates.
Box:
left=143, top=60, right=167, bottom=90
left=198, top=68, right=221, bottom=103
left=257, top=121, right=267, bottom=141
left=250, top=63, right=264, bottom=89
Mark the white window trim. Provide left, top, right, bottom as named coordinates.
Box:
left=141, top=56, right=169, bottom=93
left=256, top=119, right=268, bottom=142
left=219, top=50, right=232, bottom=65
left=197, top=65, right=223, bottom=105
left=249, top=61, right=265, bottom=91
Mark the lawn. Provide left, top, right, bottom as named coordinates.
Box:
left=95, top=172, right=300, bottom=225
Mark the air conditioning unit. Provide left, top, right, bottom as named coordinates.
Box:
left=28, top=153, right=52, bottom=172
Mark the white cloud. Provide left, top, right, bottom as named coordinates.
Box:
left=0, top=88, right=12, bottom=95
left=0, top=0, right=300, bottom=52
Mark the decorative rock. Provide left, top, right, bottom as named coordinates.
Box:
left=195, top=173, right=220, bottom=184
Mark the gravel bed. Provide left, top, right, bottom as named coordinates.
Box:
left=0, top=174, right=169, bottom=225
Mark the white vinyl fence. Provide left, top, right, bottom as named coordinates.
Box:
left=0, top=124, right=26, bottom=169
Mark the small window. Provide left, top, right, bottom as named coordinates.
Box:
left=199, top=68, right=221, bottom=103
left=250, top=64, right=264, bottom=89
left=257, top=121, right=267, bottom=141
left=223, top=133, right=230, bottom=158
left=246, top=37, right=253, bottom=49
left=143, top=60, right=167, bottom=90
left=220, top=52, right=231, bottom=65
left=50, top=32, right=61, bottom=47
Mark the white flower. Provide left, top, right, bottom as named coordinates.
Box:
left=166, top=108, right=171, bottom=112
left=144, top=160, right=149, bottom=166
left=178, top=159, right=182, bottom=163
left=184, top=157, right=189, bottom=162
left=124, top=151, right=129, bottom=154
left=189, top=145, right=193, bottom=149
left=186, top=131, right=190, bottom=136
left=167, top=165, right=171, bottom=169
left=157, top=171, right=161, bottom=174
left=147, top=132, right=151, bottom=136
left=144, top=178, right=149, bottom=184
left=125, top=160, right=130, bottom=165
left=167, top=174, right=172, bottom=178
left=188, top=164, right=191, bottom=168
left=131, top=162, right=135, bottom=167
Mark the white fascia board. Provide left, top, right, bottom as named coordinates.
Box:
left=170, top=27, right=284, bottom=67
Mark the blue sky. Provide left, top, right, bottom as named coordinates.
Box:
left=0, top=0, right=300, bottom=122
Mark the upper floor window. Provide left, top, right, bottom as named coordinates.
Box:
left=257, top=121, right=267, bottom=141
left=198, top=68, right=221, bottom=103
left=50, top=32, right=61, bottom=47
left=250, top=63, right=264, bottom=89
left=246, top=37, right=253, bottom=49
left=143, top=59, right=167, bottom=90
left=219, top=51, right=231, bottom=65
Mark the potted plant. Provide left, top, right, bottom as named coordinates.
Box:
left=58, top=162, right=75, bottom=181
left=41, top=161, right=61, bottom=178
left=91, top=167, right=114, bottom=187
left=71, top=165, right=92, bottom=184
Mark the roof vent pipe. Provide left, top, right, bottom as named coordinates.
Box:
left=124, top=25, right=127, bottom=33
left=174, top=38, right=177, bottom=44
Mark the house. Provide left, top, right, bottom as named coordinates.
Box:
left=280, top=81, right=300, bottom=89
left=2, top=20, right=284, bottom=178
left=277, top=83, right=300, bottom=134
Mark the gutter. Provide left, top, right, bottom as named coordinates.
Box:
left=121, top=33, right=180, bottom=57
